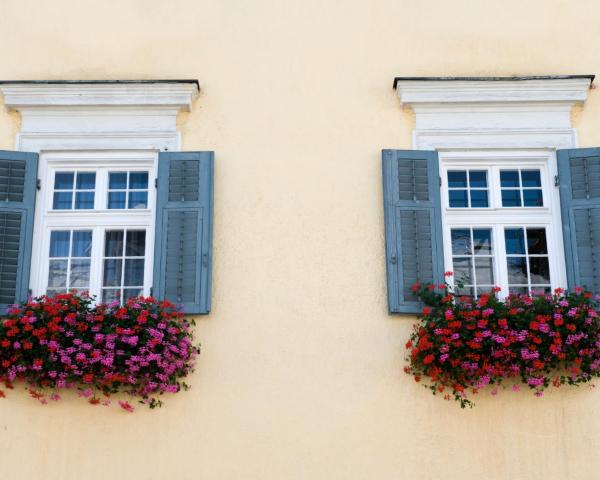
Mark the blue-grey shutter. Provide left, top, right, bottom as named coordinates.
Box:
left=153, top=151, right=214, bottom=314
left=0, top=150, right=38, bottom=313
left=382, top=149, right=444, bottom=313
left=557, top=148, right=600, bottom=292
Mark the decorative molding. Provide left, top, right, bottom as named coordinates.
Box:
left=394, top=78, right=590, bottom=151
left=395, top=78, right=591, bottom=105
left=0, top=81, right=199, bottom=152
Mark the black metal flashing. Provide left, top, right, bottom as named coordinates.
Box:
left=393, top=75, right=594, bottom=90
left=0, top=79, right=200, bottom=90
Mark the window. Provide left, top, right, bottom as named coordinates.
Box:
left=34, top=152, right=156, bottom=304
left=441, top=152, right=562, bottom=297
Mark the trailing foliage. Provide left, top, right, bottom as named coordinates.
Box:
left=0, top=293, right=199, bottom=411
left=405, top=274, right=600, bottom=408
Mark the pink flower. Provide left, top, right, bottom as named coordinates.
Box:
left=118, top=400, right=134, bottom=413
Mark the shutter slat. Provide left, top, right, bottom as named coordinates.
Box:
left=382, top=149, right=444, bottom=313
left=0, top=151, right=38, bottom=313
left=154, top=152, right=214, bottom=314
left=558, top=148, right=600, bottom=292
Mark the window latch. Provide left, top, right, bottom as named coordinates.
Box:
left=390, top=255, right=397, bottom=265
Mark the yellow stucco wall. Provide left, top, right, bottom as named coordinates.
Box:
left=1, top=1, right=600, bottom=479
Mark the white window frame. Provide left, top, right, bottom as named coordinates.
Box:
left=440, top=150, right=566, bottom=296
left=30, top=151, right=157, bottom=300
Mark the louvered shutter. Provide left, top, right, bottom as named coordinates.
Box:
left=0, top=151, right=38, bottom=313
left=153, top=152, right=214, bottom=314
left=557, top=148, right=600, bottom=292
left=382, top=149, right=444, bottom=313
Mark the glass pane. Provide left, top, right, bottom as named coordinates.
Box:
left=54, top=172, right=74, bottom=189
left=449, top=190, right=468, bottom=208
left=70, top=259, right=91, bottom=287
left=76, top=172, right=96, bottom=190
left=500, top=170, right=520, bottom=188
left=531, top=286, right=552, bottom=295
left=109, top=172, right=127, bottom=189
left=469, top=171, right=487, bottom=188
left=124, top=259, right=144, bottom=286
left=509, top=286, right=528, bottom=296
left=104, top=231, right=124, bottom=256
left=53, top=191, right=72, bottom=210
left=74, top=191, right=94, bottom=209
left=102, top=289, right=121, bottom=303
left=48, top=260, right=68, bottom=287
left=470, top=190, right=488, bottom=208
left=507, top=257, right=528, bottom=284
left=71, top=231, right=92, bottom=257
left=123, top=288, right=142, bottom=301
left=472, top=229, right=492, bottom=255
left=108, top=191, right=126, bottom=209
left=523, top=189, right=543, bottom=207
left=46, top=288, right=65, bottom=297
left=128, top=191, right=148, bottom=209
left=527, top=228, right=548, bottom=254
left=453, top=257, right=473, bottom=284
left=455, top=286, right=475, bottom=297
left=501, top=189, right=521, bottom=207
left=529, top=257, right=550, bottom=284
left=129, top=172, right=148, bottom=189
left=521, top=170, right=541, bottom=187
left=447, top=171, right=467, bottom=188
left=475, top=257, right=494, bottom=284
left=49, top=231, right=70, bottom=257
left=505, top=228, right=526, bottom=255
left=451, top=229, right=472, bottom=255
left=476, top=287, right=492, bottom=297
left=103, top=259, right=122, bottom=287
left=126, top=230, right=146, bottom=256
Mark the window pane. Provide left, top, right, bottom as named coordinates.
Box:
left=129, top=172, right=148, bottom=189
left=521, top=170, right=541, bottom=187
left=54, top=172, right=74, bottom=189
left=448, top=171, right=467, bottom=188
left=103, top=259, right=122, bottom=287
left=505, top=228, right=526, bottom=255
left=449, top=190, right=468, bottom=208
left=124, top=259, right=144, bottom=286
left=469, top=171, right=487, bottom=188
left=109, top=172, right=127, bottom=189
left=49, top=231, right=70, bottom=257
left=451, top=229, right=471, bottom=255
left=453, top=257, right=473, bottom=284
left=509, top=286, right=528, bottom=296
left=523, top=189, right=543, bottom=207
left=475, top=257, right=494, bottom=284
left=108, top=191, right=126, bottom=209
left=70, top=259, right=91, bottom=287
left=123, top=288, right=142, bottom=301
left=125, top=230, right=146, bottom=256
left=128, top=191, right=148, bottom=209
left=500, top=170, right=520, bottom=188
left=472, top=229, right=492, bottom=255
left=529, top=257, right=550, bottom=284
left=76, top=172, right=96, bottom=190
left=71, top=231, right=92, bottom=257
left=455, top=286, right=475, bottom=297
left=53, top=191, right=72, bottom=210
left=74, top=191, right=94, bottom=209
left=48, top=260, right=68, bottom=287
left=470, top=190, right=488, bottom=207
left=527, top=228, right=548, bottom=254
left=501, top=189, right=521, bottom=207
left=46, top=288, right=66, bottom=296
left=104, top=231, right=124, bottom=256
left=102, top=289, right=121, bottom=303
left=507, top=257, right=528, bottom=284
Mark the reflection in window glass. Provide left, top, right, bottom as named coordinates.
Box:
left=108, top=171, right=149, bottom=209
left=52, top=171, right=96, bottom=210
left=500, top=169, right=543, bottom=207
left=451, top=228, right=495, bottom=297
left=47, top=230, right=92, bottom=295
left=505, top=227, right=551, bottom=295
left=447, top=170, right=488, bottom=208
left=102, top=229, right=146, bottom=303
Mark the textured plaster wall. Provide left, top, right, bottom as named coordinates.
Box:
left=1, top=1, right=600, bottom=479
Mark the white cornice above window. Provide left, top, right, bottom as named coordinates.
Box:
left=0, top=80, right=199, bottom=151
left=394, top=76, right=593, bottom=150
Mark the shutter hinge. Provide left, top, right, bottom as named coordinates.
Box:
left=155, top=178, right=158, bottom=188
left=149, top=287, right=154, bottom=297
left=36, top=179, right=41, bottom=190
left=554, top=175, right=560, bottom=187
left=439, top=176, right=442, bottom=187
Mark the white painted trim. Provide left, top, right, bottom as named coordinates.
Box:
left=395, top=78, right=590, bottom=105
